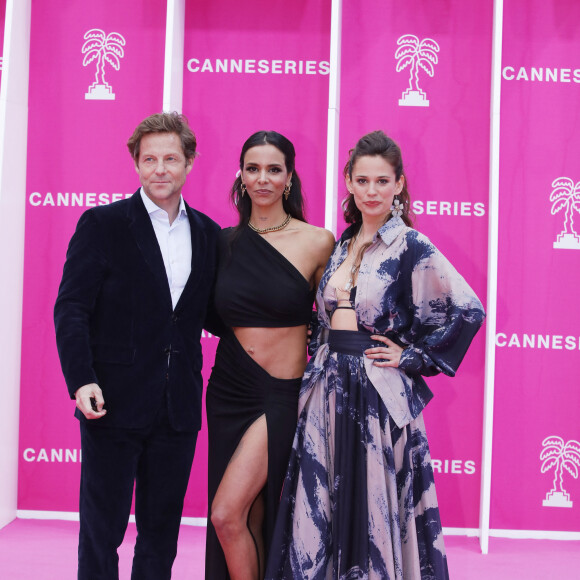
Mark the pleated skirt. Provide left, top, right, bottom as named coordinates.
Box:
left=265, top=329, right=449, bottom=580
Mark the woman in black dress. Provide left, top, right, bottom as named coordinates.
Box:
left=205, top=131, right=334, bottom=580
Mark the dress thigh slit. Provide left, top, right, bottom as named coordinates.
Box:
left=205, top=330, right=301, bottom=580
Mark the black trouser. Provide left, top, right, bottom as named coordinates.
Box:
left=78, top=405, right=197, bottom=580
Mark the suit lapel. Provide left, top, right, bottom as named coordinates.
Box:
left=127, top=190, right=173, bottom=310
left=174, top=202, right=207, bottom=312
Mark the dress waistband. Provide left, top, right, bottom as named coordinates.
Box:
left=318, top=328, right=381, bottom=356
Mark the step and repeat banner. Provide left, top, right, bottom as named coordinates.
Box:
left=339, top=0, right=491, bottom=530
left=180, top=0, right=331, bottom=515
left=15, top=0, right=580, bottom=535
left=18, top=0, right=167, bottom=512
left=17, top=0, right=330, bottom=518
left=491, top=0, right=580, bottom=533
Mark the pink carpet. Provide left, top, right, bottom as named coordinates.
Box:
left=0, top=518, right=578, bottom=579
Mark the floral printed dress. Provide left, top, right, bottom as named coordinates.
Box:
left=265, top=217, right=485, bottom=580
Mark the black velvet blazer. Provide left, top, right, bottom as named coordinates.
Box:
left=54, top=190, right=220, bottom=431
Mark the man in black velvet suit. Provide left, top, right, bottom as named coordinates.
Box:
left=54, top=112, right=220, bottom=579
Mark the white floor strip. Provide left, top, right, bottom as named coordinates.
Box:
left=16, top=512, right=579, bottom=540
left=16, top=510, right=208, bottom=527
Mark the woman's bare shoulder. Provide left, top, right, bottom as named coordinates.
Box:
left=294, top=222, right=335, bottom=253
left=294, top=220, right=334, bottom=241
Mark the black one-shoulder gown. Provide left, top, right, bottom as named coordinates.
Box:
left=205, top=226, right=314, bottom=580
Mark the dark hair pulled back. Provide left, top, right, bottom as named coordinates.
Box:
left=343, top=130, right=413, bottom=228
left=231, top=131, right=306, bottom=228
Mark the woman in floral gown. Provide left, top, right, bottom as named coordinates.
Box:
left=266, top=131, right=485, bottom=580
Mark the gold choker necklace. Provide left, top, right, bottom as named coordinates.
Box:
left=248, top=214, right=292, bottom=234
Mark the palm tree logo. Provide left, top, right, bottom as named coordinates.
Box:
left=395, top=35, right=440, bottom=107
left=550, top=177, right=580, bottom=250
left=540, top=436, right=580, bottom=508
left=82, top=29, right=126, bottom=100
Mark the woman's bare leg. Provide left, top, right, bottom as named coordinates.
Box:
left=211, top=415, right=268, bottom=580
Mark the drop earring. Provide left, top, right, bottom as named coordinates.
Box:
left=391, top=195, right=403, bottom=218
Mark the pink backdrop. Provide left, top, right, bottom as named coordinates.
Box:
left=16, top=0, right=580, bottom=536
left=181, top=0, right=330, bottom=516
left=339, top=0, right=491, bottom=529
left=491, top=0, right=580, bottom=532
left=18, top=0, right=330, bottom=519
left=19, top=0, right=166, bottom=512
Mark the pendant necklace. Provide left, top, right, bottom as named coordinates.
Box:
left=342, top=230, right=362, bottom=292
